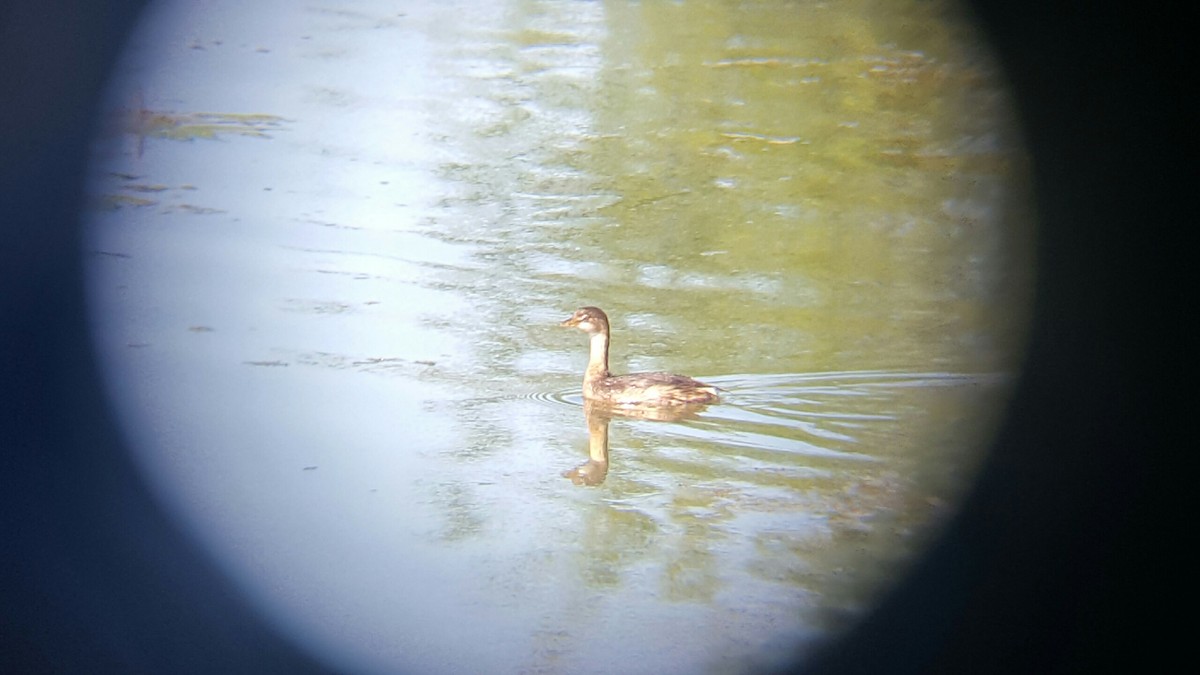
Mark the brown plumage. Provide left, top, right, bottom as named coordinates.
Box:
left=560, top=306, right=720, bottom=407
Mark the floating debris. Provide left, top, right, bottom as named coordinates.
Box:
left=720, top=131, right=806, bottom=145
left=105, top=90, right=290, bottom=158
left=705, top=57, right=828, bottom=69
left=92, top=193, right=157, bottom=210
left=166, top=204, right=226, bottom=215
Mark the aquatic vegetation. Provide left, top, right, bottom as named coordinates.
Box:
left=120, top=106, right=288, bottom=143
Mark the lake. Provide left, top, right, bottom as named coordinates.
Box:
left=84, top=1, right=1032, bottom=672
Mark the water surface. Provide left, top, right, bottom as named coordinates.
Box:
left=85, top=1, right=1031, bottom=672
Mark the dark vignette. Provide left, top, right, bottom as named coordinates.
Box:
left=0, top=1, right=1173, bottom=673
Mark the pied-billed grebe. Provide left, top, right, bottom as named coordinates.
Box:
left=561, top=306, right=720, bottom=407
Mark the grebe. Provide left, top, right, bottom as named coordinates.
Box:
left=560, top=306, right=720, bottom=407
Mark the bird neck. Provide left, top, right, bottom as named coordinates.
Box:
left=585, top=331, right=611, bottom=381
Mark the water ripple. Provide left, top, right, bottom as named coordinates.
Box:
left=542, top=370, right=1010, bottom=474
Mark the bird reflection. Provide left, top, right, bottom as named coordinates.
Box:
left=562, top=401, right=611, bottom=486
left=563, top=400, right=710, bottom=486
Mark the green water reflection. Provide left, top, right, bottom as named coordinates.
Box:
left=426, top=0, right=1030, bottom=381
left=414, top=0, right=1029, bottom=668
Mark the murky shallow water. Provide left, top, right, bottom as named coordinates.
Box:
left=85, top=1, right=1031, bottom=672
